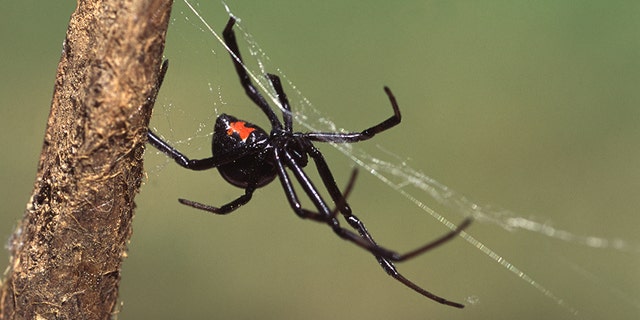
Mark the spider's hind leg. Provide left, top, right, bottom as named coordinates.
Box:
left=303, top=143, right=469, bottom=307
left=376, top=256, right=466, bottom=308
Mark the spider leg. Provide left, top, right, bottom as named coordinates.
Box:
left=335, top=210, right=469, bottom=308
left=147, top=131, right=218, bottom=170
left=146, top=60, right=223, bottom=171
left=297, top=143, right=468, bottom=307
left=304, top=86, right=401, bottom=143
left=276, top=148, right=412, bottom=254
left=178, top=187, right=255, bottom=215
left=266, top=74, right=293, bottom=132
left=328, top=168, right=358, bottom=219
left=301, top=143, right=387, bottom=246
left=145, top=60, right=254, bottom=212
left=304, top=142, right=472, bottom=258
left=222, top=18, right=282, bottom=130
left=377, top=257, right=465, bottom=308
left=273, top=149, right=333, bottom=223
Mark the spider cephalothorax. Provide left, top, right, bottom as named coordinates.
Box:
left=147, top=17, right=470, bottom=308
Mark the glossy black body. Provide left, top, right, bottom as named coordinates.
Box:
left=146, top=17, right=470, bottom=308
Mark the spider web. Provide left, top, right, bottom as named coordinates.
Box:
left=149, top=1, right=640, bottom=318
left=178, top=0, right=639, bottom=251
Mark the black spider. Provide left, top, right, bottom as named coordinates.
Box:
left=147, top=17, right=470, bottom=308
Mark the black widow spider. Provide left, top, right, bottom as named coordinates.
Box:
left=147, top=17, right=470, bottom=308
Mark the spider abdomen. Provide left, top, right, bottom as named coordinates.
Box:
left=217, top=156, right=277, bottom=188
left=212, top=114, right=276, bottom=188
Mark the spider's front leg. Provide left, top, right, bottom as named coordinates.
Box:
left=222, top=17, right=282, bottom=129
left=304, top=86, right=402, bottom=143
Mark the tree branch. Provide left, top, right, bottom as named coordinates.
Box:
left=0, top=0, right=173, bottom=319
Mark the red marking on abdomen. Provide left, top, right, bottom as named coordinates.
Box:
left=227, top=121, right=256, bottom=141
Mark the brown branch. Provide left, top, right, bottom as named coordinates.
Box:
left=0, top=0, right=173, bottom=319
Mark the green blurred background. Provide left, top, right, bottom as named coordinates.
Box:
left=1, top=1, right=639, bottom=319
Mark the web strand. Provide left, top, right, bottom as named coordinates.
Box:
left=177, top=1, right=638, bottom=315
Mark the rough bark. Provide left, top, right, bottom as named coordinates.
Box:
left=0, top=0, right=173, bottom=319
